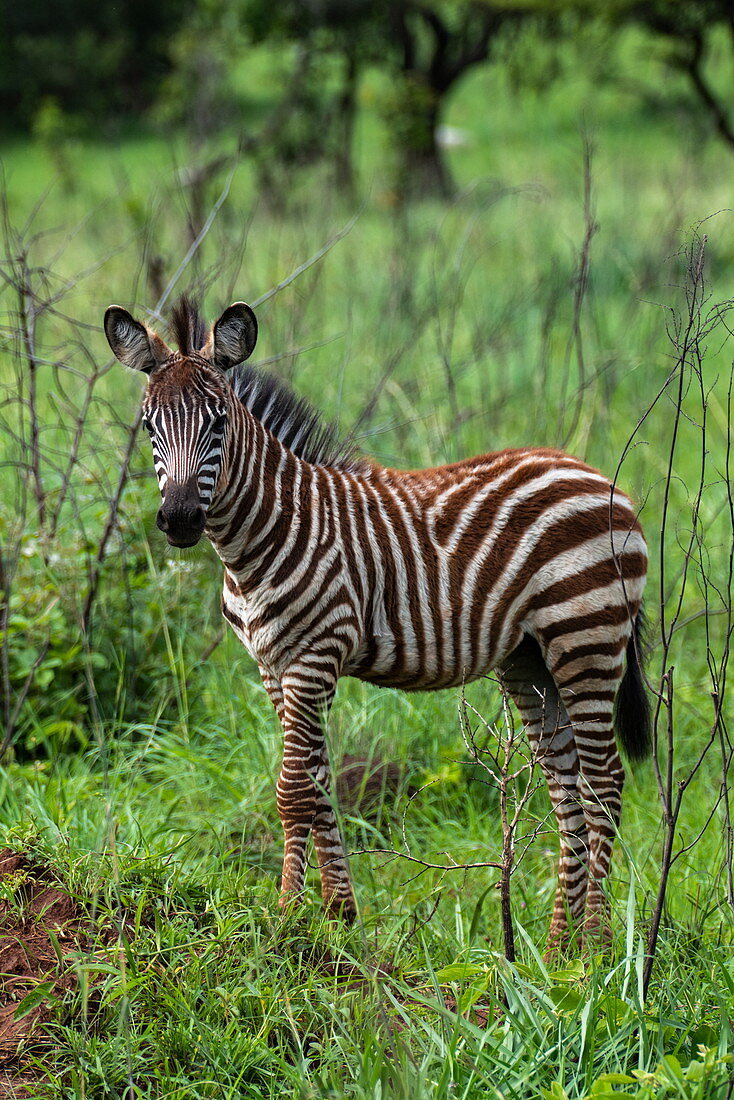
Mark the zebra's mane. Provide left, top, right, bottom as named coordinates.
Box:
left=170, top=295, right=207, bottom=356
left=167, top=297, right=365, bottom=472
left=230, top=364, right=368, bottom=473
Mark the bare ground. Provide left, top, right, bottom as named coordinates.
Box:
left=0, top=849, right=95, bottom=1097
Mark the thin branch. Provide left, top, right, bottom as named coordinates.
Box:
left=250, top=214, right=360, bottom=310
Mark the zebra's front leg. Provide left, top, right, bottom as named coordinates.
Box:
left=264, top=669, right=356, bottom=920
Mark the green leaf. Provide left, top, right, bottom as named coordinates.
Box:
left=13, top=981, right=57, bottom=1021
left=468, top=884, right=494, bottom=943
left=548, top=959, right=585, bottom=984
left=585, top=1092, right=636, bottom=1099
left=592, top=1073, right=636, bottom=1086
left=690, top=1024, right=718, bottom=1047
left=658, top=1055, right=683, bottom=1081
left=719, top=962, right=734, bottom=998
left=541, top=1084, right=570, bottom=1100
left=683, top=1060, right=706, bottom=1082
left=513, top=962, right=534, bottom=980
left=434, top=962, right=486, bottom=982
left=458, top=972, right=493, bottom=1014
left=549, top=986, right=584, bottom=1015
left=599, top=995, right=635, bottom=1030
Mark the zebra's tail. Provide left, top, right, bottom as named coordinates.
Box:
left=614, top=606, right=652, bottom=763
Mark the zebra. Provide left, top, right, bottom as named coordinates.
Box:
left=104, top=295, right=650, bottom=949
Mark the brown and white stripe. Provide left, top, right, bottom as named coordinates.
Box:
left=105, top=296, right=650, bottom=948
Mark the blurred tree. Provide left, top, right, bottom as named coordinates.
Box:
left=0, top=0, right=187, bottom=130
left=382, top=2, right=523, bottom=198
left=240, top=0, right=380, bottom=201
left=614, top=1, right=734, bottom=149
left=157, top=4, right=238, bottom=148
left=239, top=1, right=527, bottom=200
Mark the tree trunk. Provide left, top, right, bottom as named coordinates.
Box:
left=386, top=2, right=507, bottom=202
left=404, top=99, right=452, bottom=198
left=332, top=50, right=358, bottom=200
left=391, top=74, right=453, bottom=201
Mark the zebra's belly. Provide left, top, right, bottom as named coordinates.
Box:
left=343, top=619, right=524, bottom=692
left=351, top=663, right=487, bottom=692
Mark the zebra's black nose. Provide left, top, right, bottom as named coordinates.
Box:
left=156, top=494, right=206, bottom=547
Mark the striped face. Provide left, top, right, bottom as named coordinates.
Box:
left=104, top=299, right=258, bottom=549
left=141, top=363, right=229, bottom=548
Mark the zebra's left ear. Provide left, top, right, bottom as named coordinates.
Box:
left=209, top=303, right=258, bottom=371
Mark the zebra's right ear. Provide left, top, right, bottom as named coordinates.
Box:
left=210, top=303, right=258, bottom=371
left=104, top=306, right=170, bottom=374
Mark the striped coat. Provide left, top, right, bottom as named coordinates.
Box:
left=105, top=297, right=650, bottom=948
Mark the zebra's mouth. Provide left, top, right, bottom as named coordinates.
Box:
left=166, top=532, right=203, bottom=548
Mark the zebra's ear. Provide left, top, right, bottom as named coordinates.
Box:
left=210, top=302, right=258, bottom=370
left=104, top=306, right=170, bottom=374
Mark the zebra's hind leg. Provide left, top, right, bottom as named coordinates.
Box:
left=262, top=668, right=357, bottom=921
left=550, top=648, right=627, bottom=948
left=498, top=636, right=588, bottom=953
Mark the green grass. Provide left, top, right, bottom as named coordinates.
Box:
left=2, top=25, right=734, bottom=1098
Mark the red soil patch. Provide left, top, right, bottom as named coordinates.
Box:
left=0, top=849, right=95, bottom=1095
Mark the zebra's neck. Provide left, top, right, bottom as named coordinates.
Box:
left=204, top=399, right=322, bottom=587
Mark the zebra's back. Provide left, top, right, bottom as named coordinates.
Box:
left=343, top=447, right=646, bottom=691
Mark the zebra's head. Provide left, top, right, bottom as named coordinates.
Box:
left=104, top=299, right=258, bottom=548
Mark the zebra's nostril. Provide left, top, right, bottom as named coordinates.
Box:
left=192, top=506, right=206, bottom=528
left=156, top=508, right=169, bottom=532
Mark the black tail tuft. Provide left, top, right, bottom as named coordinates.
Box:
left=614, top=607, right=652, bottom=763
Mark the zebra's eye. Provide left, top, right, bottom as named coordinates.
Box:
left=211, top=413, right=227, bottom=433
left=142, top=416, right=153, bottom=434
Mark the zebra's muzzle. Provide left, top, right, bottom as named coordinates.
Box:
left=156, top=484, right=207, bottom=548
